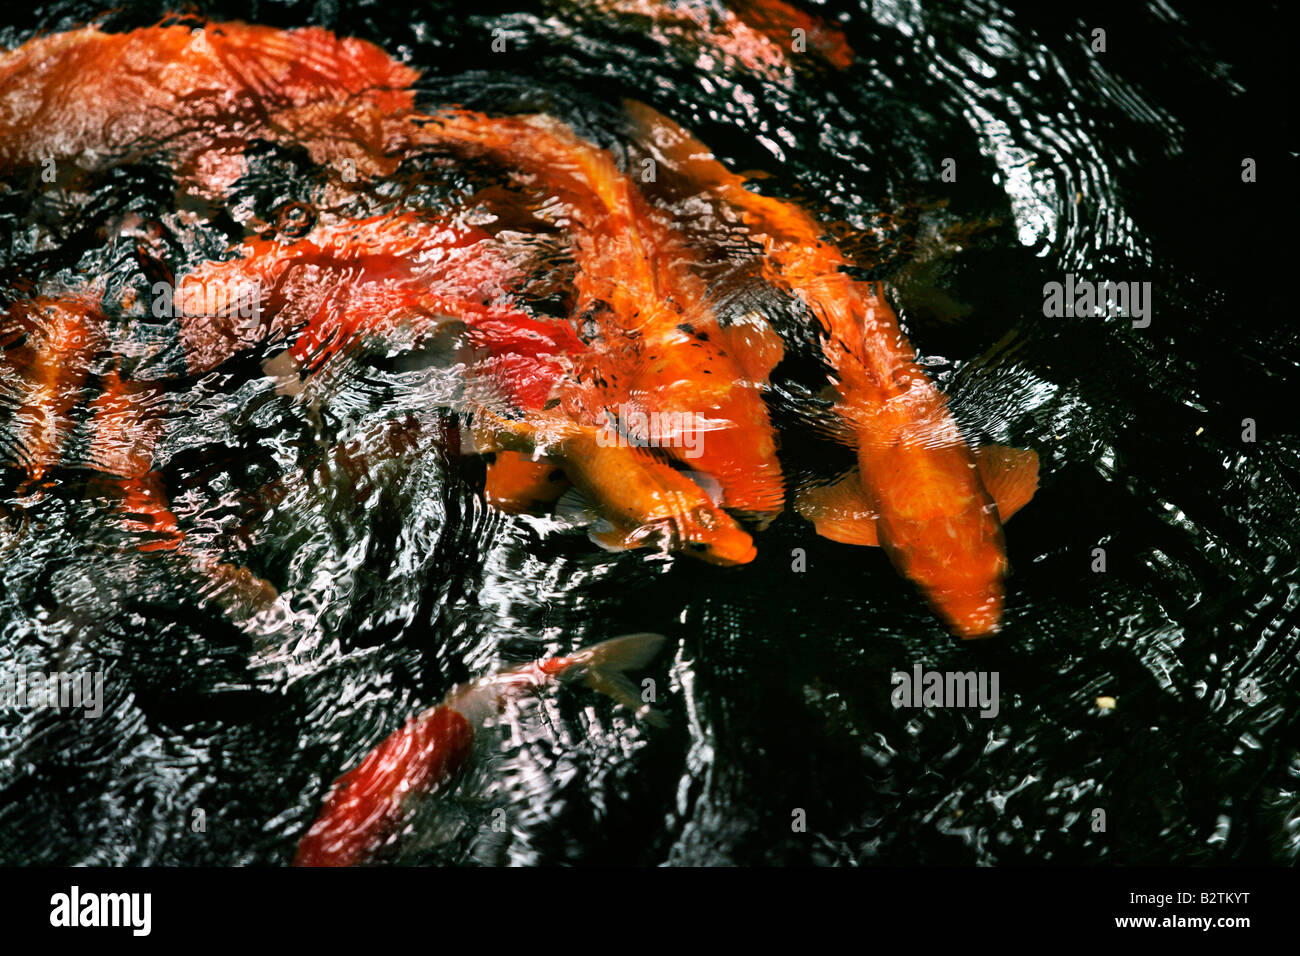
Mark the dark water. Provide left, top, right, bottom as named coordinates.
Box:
left=0, top=0, right=1295, bottom=865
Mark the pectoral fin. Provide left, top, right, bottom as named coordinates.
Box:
left=555, top=487, right=636, bottom=553
left=714, top=312, right=785, bottom=384
left=975, top=445, right=1039, bottom=522
left=796, top=471, right=880, bottom=547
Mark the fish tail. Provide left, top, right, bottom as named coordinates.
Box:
left=561, top=633, right=668, bottom=727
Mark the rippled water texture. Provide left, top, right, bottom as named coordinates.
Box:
left=0, top=0, right=1295, bottom=864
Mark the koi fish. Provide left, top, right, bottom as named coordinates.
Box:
left=554, top=0, right=853, bottom=78
left=475, top=409, right=758, bottom=566
left=726, top=0, right=855, bottom=70
left=174, top=211, right=540, bottom=374
left=483, top=450, right=572, bottom=513
left=84, top=367, right=181, bottom=551
left=295, top=632, right=666, bottom=866
left=625, top=102, right=1039, bottom=637
left=410, top=110, right=787, bottom=520
left=0, top=295, right=280, bottom=612
left=0, top=296, right=103, bottom=483
left=0, top=20, right=417, bottom=195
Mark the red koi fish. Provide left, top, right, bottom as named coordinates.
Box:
left=295, top=632, right=666, bottom=866
left=175, top=211, right=541, bottom=374
left=626, top=102, right=1038, bottom=637
left=0, top=296, right=103, bottom=483
left=410, top=110, right=788, bottom=520
left=726, top=0, right=855, bottom=70
left=0, top=20, right=418, bottom=195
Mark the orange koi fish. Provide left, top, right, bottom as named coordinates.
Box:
left=295, top=632, right=665, bottom=866
left=458, top=296, right=759, bottom=565
left=0, top=20, right=417, bottom=195
left=83, top=367, right=181, bottom=550
left=409, top=110, right=787, bottom=520
left=475, top=407, right=758, bottom=565
left=626, top=102, right=1038, bottom=637
left=483, top=450, right=571, bottom=513
left=0, top=296, right=278, bottom=607
left=0, top=296, right=102, bottom=483
left=726, top=0, right=855, bottom=70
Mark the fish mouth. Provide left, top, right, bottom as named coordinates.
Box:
left=932, top=588, right=1004, bottom=639
left=689, top=537, right=758, bottom=566
left=628, top=515, right=757, bottom=566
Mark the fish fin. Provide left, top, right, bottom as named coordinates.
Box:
left=555, top=486, right=607, bottom=529
left=554, top=487, right=634, bottom=552
left=623, top=99, right=732, bottom=192
left=680, top=469, right=725, bottom=506
left=975, top=445, right=1039, bottom=522
left=568, top=633, right=668, bottom=727
left=796, top=470, right=881, bottom=547
left=714, top=313, right=785, bottom=384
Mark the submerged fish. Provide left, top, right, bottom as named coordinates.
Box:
left=626, top=102, right=1039, bottom=637
left=295, top=632, right=666, bottom=866
left=175, top=211, right=535, bottom=373
left=0, top=20, right=417, bottom=196
left=554, top=0, right=854, bottom=78
left=0, top=296, right=102, bottom=483
left=178, top=205, right=752, bottom=564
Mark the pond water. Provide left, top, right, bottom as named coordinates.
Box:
left=0, top=0, right=1295, bottom=865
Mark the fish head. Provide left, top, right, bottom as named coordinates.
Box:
left=876, top=513, right=1009, bottom=640
left=858, top=435, right=1010, bottom=639
left=630, top=504, right=757, bottom=566
left=677, top=503, right=758, bottom=566
left=683, top=524, right=758, bottom=566
left=926, top=580, right=1005, bottom=639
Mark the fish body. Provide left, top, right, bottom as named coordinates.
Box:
left=0, top=297, right=103, bottom=482
left=555, top=0, right=853, bottom=77
left=555, top=430, right=758, bottom=564
left=0, top=21, right=417, bottom=194
left=475, top=409, right=757, bottom=565
left=295, top=632, right=665, bottom=866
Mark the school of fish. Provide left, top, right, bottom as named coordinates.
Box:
left=0, top=8, right=1040, bottom=864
